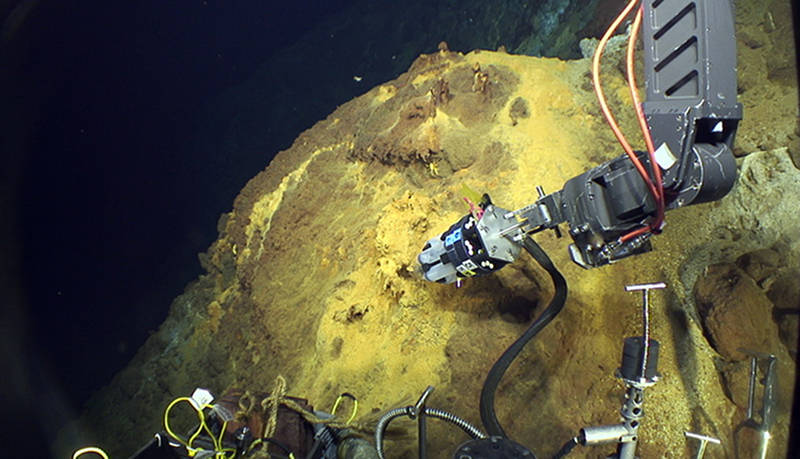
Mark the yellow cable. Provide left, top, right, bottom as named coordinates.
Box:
left=166, top=399, right=235, bottom=457
left=248, top=438, right=263, bottom=453
left=72, top=447, right=109, bottom=459
left=164, top=397, right=205, bottom=449
left=331, top=395, right=344, bottom=414
left=346, top=399, right=358, bottom=425
left=196, top=403, right=217, bottom=447
left=213, top=419, right=228, bottom=451
left=331, top=392, right=358, bottom=425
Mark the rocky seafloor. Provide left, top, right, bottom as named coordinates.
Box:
left=60, top=1, right=798, bottom=457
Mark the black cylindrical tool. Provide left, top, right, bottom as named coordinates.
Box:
left=620, top=337, right=659, bottom=381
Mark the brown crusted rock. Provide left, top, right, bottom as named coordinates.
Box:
left=777, top=312, right=799, bottom=358
left=429, top=77, right=451, bottom=107
left=694, top=263, right=781, bottom=361
left=351, top=57, right=517, bottom=168
left=407, top=48, right=464, bottom=76
left=735, top=248, right=781, bottom=288
left=471, top=62, right=489, bottom=93
left=693, top=262, right=796, bottom=458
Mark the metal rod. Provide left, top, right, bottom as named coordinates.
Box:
left=641, top=289, right=650, bottom=379
left=685, top=432, right=720, bottom=459
left=746, top=356, right=757, bottom=420
left=624, top=283, right=667, bottom=292
left=757, top=430, right=771, bottom=459
left=762, top=356, right=777, bottom=430
left=618, top=439, right=637, bottom=459
left=625, top=283, right=665, bottom=380
left=414, top=386, right=434, bottom=459
left=498, top=221, right=525, bottom=237
left=418, top=411, right=427, bottom=459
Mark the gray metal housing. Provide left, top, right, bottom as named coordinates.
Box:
left=642, top=0, right=742, bottom=208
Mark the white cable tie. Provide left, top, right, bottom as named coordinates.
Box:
left=654, top=142, right=677, bottom=170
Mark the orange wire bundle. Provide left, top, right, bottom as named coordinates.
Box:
left=591, top=0, right=665, bottom=242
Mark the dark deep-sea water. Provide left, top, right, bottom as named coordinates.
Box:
left=8, top=0, right=582, bottom=453
left=5, top=0, right=355, bottom=453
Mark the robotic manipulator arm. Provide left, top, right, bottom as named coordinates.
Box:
left=419, top=0, right=742, bottom=283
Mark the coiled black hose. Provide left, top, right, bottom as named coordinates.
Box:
left=374, top=406, right=486, bottom=459
left=479, top=236, right=568, bottom=438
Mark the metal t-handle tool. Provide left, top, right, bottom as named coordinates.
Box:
left=624, top=282, right=665, bottom=381
left=577, top=283, right=666, bottom=459
left=685, top=432, right=721, bottom=459
left=736, top=349, right=777, bottom=459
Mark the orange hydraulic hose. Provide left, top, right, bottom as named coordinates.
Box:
left=618, top=222, right=651, bottom=243
left=593, top=0, right=667, bottom=244
left=627, top=7, right=657, bottom=159
left=591, top=0, right=658, bottom=206
left=626, top=5, right=665, bottom=232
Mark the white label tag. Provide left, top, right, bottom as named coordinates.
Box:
left=190, top=388, right=214, bottom=409
left=456, top=259, right=478, bottom=275
left=212, top=404, right=234, bottom=422
left=654, top=142, right=677, bottom=170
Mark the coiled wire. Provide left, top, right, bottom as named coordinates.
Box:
left=425, top=408, right=486, bottom=440
left=375, top=407, right=411, bottom=459
left=375, top=406, right=486, bottom=459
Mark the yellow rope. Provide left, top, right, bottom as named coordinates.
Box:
left=237, top=390, right=256, bottom=420
left=260, top=375, right=288, bottom=439
left=231, top=374, right=374, bottom=452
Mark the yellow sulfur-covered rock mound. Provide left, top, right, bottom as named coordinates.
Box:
left=65, top=8, right=798, bottom=457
